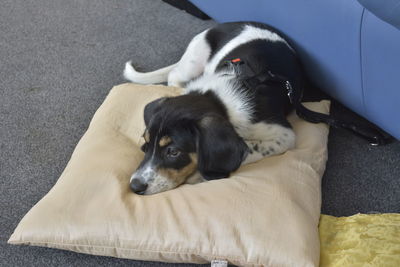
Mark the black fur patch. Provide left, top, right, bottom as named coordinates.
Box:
left=206, top=22, right=246, bottom=59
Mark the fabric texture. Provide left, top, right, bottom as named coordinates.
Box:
left=8, top=83, right=330, bottom=266
left=319, top=213, right=400, bottom=266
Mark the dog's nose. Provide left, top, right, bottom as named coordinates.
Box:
left=130, top=179, right=148, bottom=195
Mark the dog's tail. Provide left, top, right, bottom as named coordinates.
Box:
left=123, top=61, right=178, bottom=84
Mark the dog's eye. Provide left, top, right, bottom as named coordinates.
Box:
left=166, top=147, right=181, bottom=158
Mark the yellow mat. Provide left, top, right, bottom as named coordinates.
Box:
left=319, top=213, right=400, bottom=267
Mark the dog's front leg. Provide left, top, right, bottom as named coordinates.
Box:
left=242, top=140, right=265, bottom=165
left=242, top=136, right=295, bottom=165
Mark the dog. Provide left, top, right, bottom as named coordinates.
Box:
left=124, top=22, right=306, bottom=195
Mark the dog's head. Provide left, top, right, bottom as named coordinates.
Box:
left=130, top=94, right=248, bottom=195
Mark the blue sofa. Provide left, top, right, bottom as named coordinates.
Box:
left=189, top=0, right=400, bottom=140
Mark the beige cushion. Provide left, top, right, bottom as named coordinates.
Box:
left=8, top=83, right=330, bottom=266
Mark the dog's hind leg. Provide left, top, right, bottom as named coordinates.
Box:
left=124, top=29, right=211, bottom=86
left=167, top=30, right=211, bottom=87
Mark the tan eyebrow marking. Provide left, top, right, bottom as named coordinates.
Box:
left=143, top=130, right=150, bottom=143
left=189, top=153, right=198, bottom=163
left=159, top=136, right=172, bottom=147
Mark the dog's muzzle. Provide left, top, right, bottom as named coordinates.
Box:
left=130, top=178, right=148, bottom=195
left=130, top=163, right=156, bottom=194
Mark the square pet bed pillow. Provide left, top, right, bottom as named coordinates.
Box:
left=9, top=83, right=330, bottom=266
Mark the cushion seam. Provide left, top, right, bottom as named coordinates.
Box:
left=10, top=239, right=263, bottom=266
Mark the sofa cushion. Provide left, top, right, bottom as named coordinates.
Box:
left=357, top=0, right=400, bottom=30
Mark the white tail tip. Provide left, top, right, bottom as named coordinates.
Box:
left=123, top=61, right=138, bottom=82
left=123, top=60, right=177, bottom=84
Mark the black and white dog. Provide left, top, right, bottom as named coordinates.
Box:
left=124, top=22, right=306, bottom=195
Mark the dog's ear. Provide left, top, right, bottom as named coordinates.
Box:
left=196, top=116, right=248, bottom=180
left=143, top=97, right=167, bottom=126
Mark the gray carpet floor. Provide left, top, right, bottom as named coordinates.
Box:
left=1, top=0, right=399, bottom=266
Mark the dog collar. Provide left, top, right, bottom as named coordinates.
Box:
left=224, top=58, right=295, bottom=103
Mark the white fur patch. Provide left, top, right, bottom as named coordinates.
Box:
left=130, top=162, right=157, bottom=183
left=186, top=74, right=254, bottom=130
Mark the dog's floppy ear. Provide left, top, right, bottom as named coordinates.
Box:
left=196, top=116, right=248, bottom=180
left=143, top=97, right=167, bottom=126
